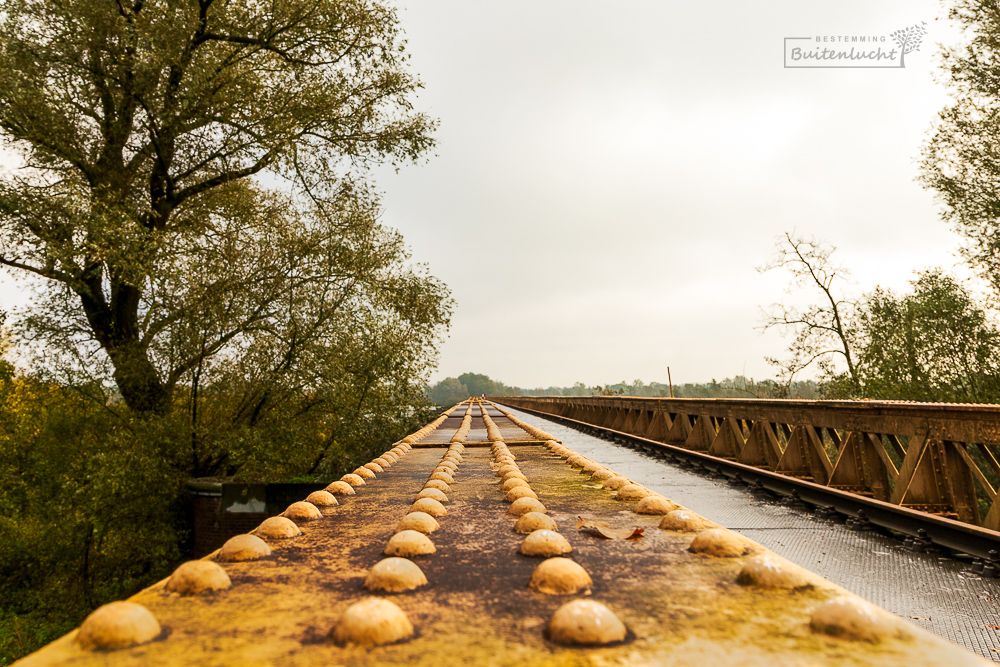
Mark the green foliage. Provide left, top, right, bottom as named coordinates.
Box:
left=0, top=377, right=187, bottom=664
left=851, top=270, right=1000, bottom=402
left=427, top=377, right=470, bottom=407
left=920, top=0, right=1000, bottom=292
left=0, top=0, right=438, bottom=414
left=426, top=372, right=515, bottom=406
left=457, top=373, right=507, bottom=398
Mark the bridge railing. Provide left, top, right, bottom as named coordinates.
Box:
left=494, top=396, right=1000, bottom=531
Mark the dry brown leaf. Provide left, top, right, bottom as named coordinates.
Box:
left=577, top=517, right=645, bottom=540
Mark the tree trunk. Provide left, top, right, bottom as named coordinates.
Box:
left=109, top=342, right=171, bottom=414
left=77, top=276, right=171, bottom=415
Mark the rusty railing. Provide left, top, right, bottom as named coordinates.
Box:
left=494, top=396, right=1000, bottom=532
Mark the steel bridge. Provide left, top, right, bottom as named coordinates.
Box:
left=14, top=398, right=999, bottom=665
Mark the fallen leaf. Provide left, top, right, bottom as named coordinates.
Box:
left=577, top=517, right=645, bottom=540
left=909, top=616, right=930, bottom=621
left=987, top=623, right=1000, bottom=630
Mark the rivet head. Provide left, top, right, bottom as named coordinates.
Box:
left=615, top=484, right=651, bottom=501
left=283, top=501, right=322, bottom=522
left=508, top=497, right=546, bottom=516
left=736, top=555, right=812, bottom=590
left=77, top=602, right=161, bottom=651
left=659, top=509, right=709, bottom=532
left=254, top=516, right=302, bottom=539
left=604, top=476, right=631, bottom=490
left=502, top=478, right=530, bottom=493
left=591, top=469, right=615, bottom=481
left=520, top=529, right=572, bottom=557
left=810, top=597, right=905, bottom=642
left=416, top=488, right=449, bottom=503
left=341, top=474, right=366, bottom=487
left=411, top=497, right=447, bottom=517
left=395, top=511, right=440, bottom=534
left=546, top=599, right=626, bottom=645
left=528, top=557, right=592, bottom=595
left=423, top=479, right=451, bottom=493
left=165, top=560, right=231, bottom=595
left=384, top=530, right=436, bottom=557
left=515, top=512, right=558, bottom=534
left=305, top=490, right=339, bottom=507
left=331, top=598, right=414, bottom=647
left=635, top=495, right=677, bottom=515
left=505, top=486, right=539, bottom=503
left=217, top=534, right=272, bottom=562
left=325, top=481, right=356, bottom=496
left=688, top=528, right=753, bottom=557
left=364, top=558, right=428, bottom=593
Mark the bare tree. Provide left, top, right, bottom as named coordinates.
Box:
left=758, top=233, right=859, bottom=390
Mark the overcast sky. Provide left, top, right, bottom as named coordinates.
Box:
left=0, top=1, right=974, bottom=390
left=365, top=0, right=974, bottom=389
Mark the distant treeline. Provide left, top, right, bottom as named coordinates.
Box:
left=427, top=373, right=819, bottom=406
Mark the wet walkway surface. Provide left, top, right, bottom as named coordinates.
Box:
left=502, top=406, right=1000, bottom=662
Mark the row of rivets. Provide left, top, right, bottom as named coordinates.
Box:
left=332, top=400, right=473, bottom=647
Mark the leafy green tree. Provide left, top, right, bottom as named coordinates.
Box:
left=0, top=0, right=436, bottom=414
left=457, top=372, right=500, bottom=397
left=0, top=376, right=187, bottom=663
left=17, top=182, right=451, bottom=477
left=920, top=1, right=1000, bottom=292
left=427, top=377, right=469, bottom=406
left=850, top=270, right=1000, bottom=402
